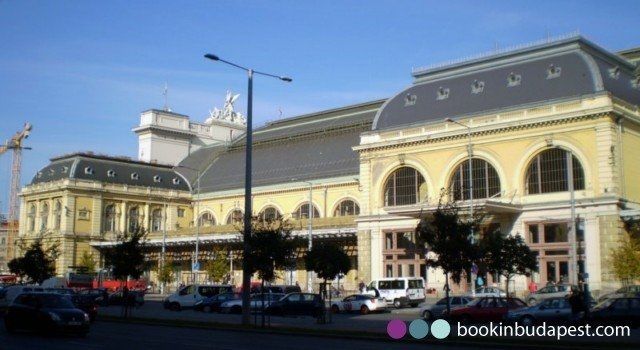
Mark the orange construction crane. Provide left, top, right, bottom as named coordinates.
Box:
left=1, top=122, right=32, bottom=262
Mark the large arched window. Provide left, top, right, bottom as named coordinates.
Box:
left=226, top=209, right=243, bottom=225
left=54, top=200, right=62, bottom=230
left=198, top=212, right=216, bottom=227
left=258, top=206, right=282, bottom=222
left=28, top=204, right=36, bottom=232
left=292, top=202, right=320, bottom=219
left=104, top=204, right=116, bottom=232
left=383, top=167, right=427, bottom=206
left=450, top=158, right=501, bottom=201
left=128, top=206, right=140, bottom=233
left=525, top=148, right=585, bottom=195
left=151, top=208, right=163, bottom=232
left=40, top=203, right=49, bottom=231
left=334, top=199, right=360, bottom=216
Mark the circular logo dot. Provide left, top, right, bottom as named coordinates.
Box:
left=409, top=319, right=429, bottom=339
left=430, top=319, right=451, bottom=339
left=386, top=319, right=407, bottom=339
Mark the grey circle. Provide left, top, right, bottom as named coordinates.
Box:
left=409, top=319, right=429, bottom=339
left=430, top=319, right=451, bottom=339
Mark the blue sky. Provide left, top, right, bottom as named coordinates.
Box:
left=0, top=0, right=638, bottom=213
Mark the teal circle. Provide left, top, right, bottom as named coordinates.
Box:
left=430, top=319, right=451, bottom=339
left=409, top=319, right=429, bottom=339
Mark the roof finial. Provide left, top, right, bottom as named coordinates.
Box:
left=163, top=82, right=171, bottom=112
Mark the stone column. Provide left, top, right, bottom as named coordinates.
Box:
left=595, top=120, right=621, bottom=195
left=356, top=230, right=372, bottom=284
left=119, top=201, right=128, bottom=234
left=584, top=215, right=601, bottom=292
left=91, top=195, right=103, bottom=237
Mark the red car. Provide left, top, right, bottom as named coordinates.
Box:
left=448, top=297, right=527, bottom=323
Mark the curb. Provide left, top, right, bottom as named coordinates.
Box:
left=96, top=315, right=637, bottom=349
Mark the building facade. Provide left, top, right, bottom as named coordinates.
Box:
left=16, top=36, right=640, bottom=295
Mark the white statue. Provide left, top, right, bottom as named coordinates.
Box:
left=205, top=91, right=246, bottom=125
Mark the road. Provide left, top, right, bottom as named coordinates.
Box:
left=0, top=321, right=501, bottom=350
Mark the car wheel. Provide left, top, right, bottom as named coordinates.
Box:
left=521, top=315, right=535, bottom=327
left=169, top=302, right=181, bottom=311
left=527, top=298, right=537, bottom=306
left=360, top=305, right=370, bottom=315
left=203, top=305, right=212, bottom=313
left=393, top=299, right=402, bottom=308
left=422, top=310, right=432, bottom=321
left=330, top=305, right=340, bottom=314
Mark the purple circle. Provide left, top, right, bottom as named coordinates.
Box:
left=387, top=319, right=407, bottom=339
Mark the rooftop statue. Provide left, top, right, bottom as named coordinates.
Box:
left=205, top=91, right=246, bottom=125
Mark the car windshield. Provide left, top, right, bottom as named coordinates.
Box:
left=594, top=298, right=615, bottom=309
left=39, top=294, right=76, bottom=309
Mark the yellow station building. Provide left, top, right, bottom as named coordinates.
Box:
left=16, top=36, right=640, bottom=295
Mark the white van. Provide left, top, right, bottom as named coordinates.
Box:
left=366, top=277, right=425, bottom=308
left=0, top=285, right=44, bottom=308
left=163, top=284, right=233, bottom=311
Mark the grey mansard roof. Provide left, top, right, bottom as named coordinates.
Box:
left=175, top=100, right=384, bottom=193
left=30, top=153, right=190, bottom=191
left=373, top=36, right=640, bottom=131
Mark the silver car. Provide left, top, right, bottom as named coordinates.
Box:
left=220, top=293, right=284, bottom=314
left=505, top=297, right=575, bottom=326
left=468, top=287, right=506, bottom=298
left=420, top=296, right=472, bottom=321
left=598, top=285, right=640, bottom=302
left=526, top=285, right=573, bottom=305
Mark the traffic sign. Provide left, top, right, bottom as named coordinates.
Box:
left=193, top=262, right=200, bottom=270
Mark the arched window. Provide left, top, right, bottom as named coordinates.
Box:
left=197, top=212, right=216, bottom=227
left=226, top=209, right=243, bottom=225
left=151, top=208, right=163, bottom=232
left=334, top=199, right=360, bottom=217
left=40, top=203, right=49, bottom=231
left=54, top=200, right=62, bottom=230
left=450, top=158, right=501, bottom=201
left=383, top=167, right=427, bottom=206
left=258, top=206, right=282, bottom=222
left=28, top=204, right=36, bottom=232
left=128, top=206, right=140, bottom=233
left=104, top=204, right=116, bottom=232
left=525, top=148, right=585, bottom=195
left=293, top=202, right=320, bottom=219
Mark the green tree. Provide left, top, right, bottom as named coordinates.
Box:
left=415, top=194, right=480, bottom=314
left=305, top=243, right=351, bottom=322
left=205, top=249, right=229, bottom=283
left=156, top=259, right=174, bottom=287
left=78, top=251, right=97, bottom=274
left=610, top=234, right=640, bottom=285
left=480, top=230, right=538, bottom=305
left=8, top=239, right=59, bottom=283
left=104, top=227, right=147, bottom=282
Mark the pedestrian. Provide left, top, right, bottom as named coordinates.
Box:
left=528, top=280, right=538, bottom=294
left=567, top=287, right=583, bottom=322
left=358, top=281, right=365, bottom=294
left=546, top=280, right=556, bottom=287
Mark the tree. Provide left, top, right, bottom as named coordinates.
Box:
left=78, top=251, right=97, bottom=274
left=480, top=230, right=538, bottom=305
left=305, top=243, right=351, bottom=322
left=156, top=259, right=174, bottom=287
left=610, top=234, right=640, bottom=285
left=104, top=227, right=147, bottom=282
left=415, top=194, right=480, bottom=314
left=8, top=239, right=59, bottom=284
left=205, top=249, right=229, bottom=283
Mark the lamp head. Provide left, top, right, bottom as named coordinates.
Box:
left=280, top=76, right=293, bottom=82
left=204, top=53, right=219, bottom=61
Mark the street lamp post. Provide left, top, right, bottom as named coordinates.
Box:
left=175, top=165, right=201, bottom=284
left=445, top=118, right=475, bottom=297
left=292, top=178, right=314, bottom=292
left=205, top=53, right=291, bottom=326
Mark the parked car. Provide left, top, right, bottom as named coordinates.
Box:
left=70, top=294, right=98, bottom=322
left=448, top=296, right=527, bottom=323
left=365, top=278, right=425, bottom=308
left=598, top=285, right=640, bottom=302
left=4, top=292, right=90, bottom=336
left=164, top=284, right=233, bottom=311
left=256, top=285, right=301, bottom=294
left=96, top=290, right=144, bottom=307
left=420, top=296, right=472, bottom=321
left=76, top=288, right=109, bottom=302
left=220, top=293, right=285, bottom=314
left=468, top=286, right=507, bottom=298
left=526, top=285, right=574, bottom=305
left=505, top=297, right=576, bottom=326
left=330, top=294, right=387, bottom=315
left=0, top=285, right=44, bottom=308
left=265, top=293, right=324, bottom=317
left=194, top=292, right=241, bottom=313
left=590, top=296, right=640, bottom=327
left=44, top=288, right=76, bottom=297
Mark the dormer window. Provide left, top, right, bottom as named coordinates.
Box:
left=404, top=93, right=417, bottom=106
left=37, top=171, right=43, bottom=178
left=546, top=64, right=561, bottom=79
left=608, top=66, right=620, bottom=80
left=471, top=80, right=485, bottom=94
left=172, top=177, right=181, bottom=185
left=84, top=166, right=94, bottom=175
left=436, top=87, right=450, bottom=100
left=153, top=175, right=162, bottom=183
left=107, top=169, right=116, bottom=178
left=48, top=169, right=55, bottom=175
left=507, top=72, right=521, bottom=87
left=61, top=166, right=68, bottom=173
left=131, top=172, right=139, bottom=180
